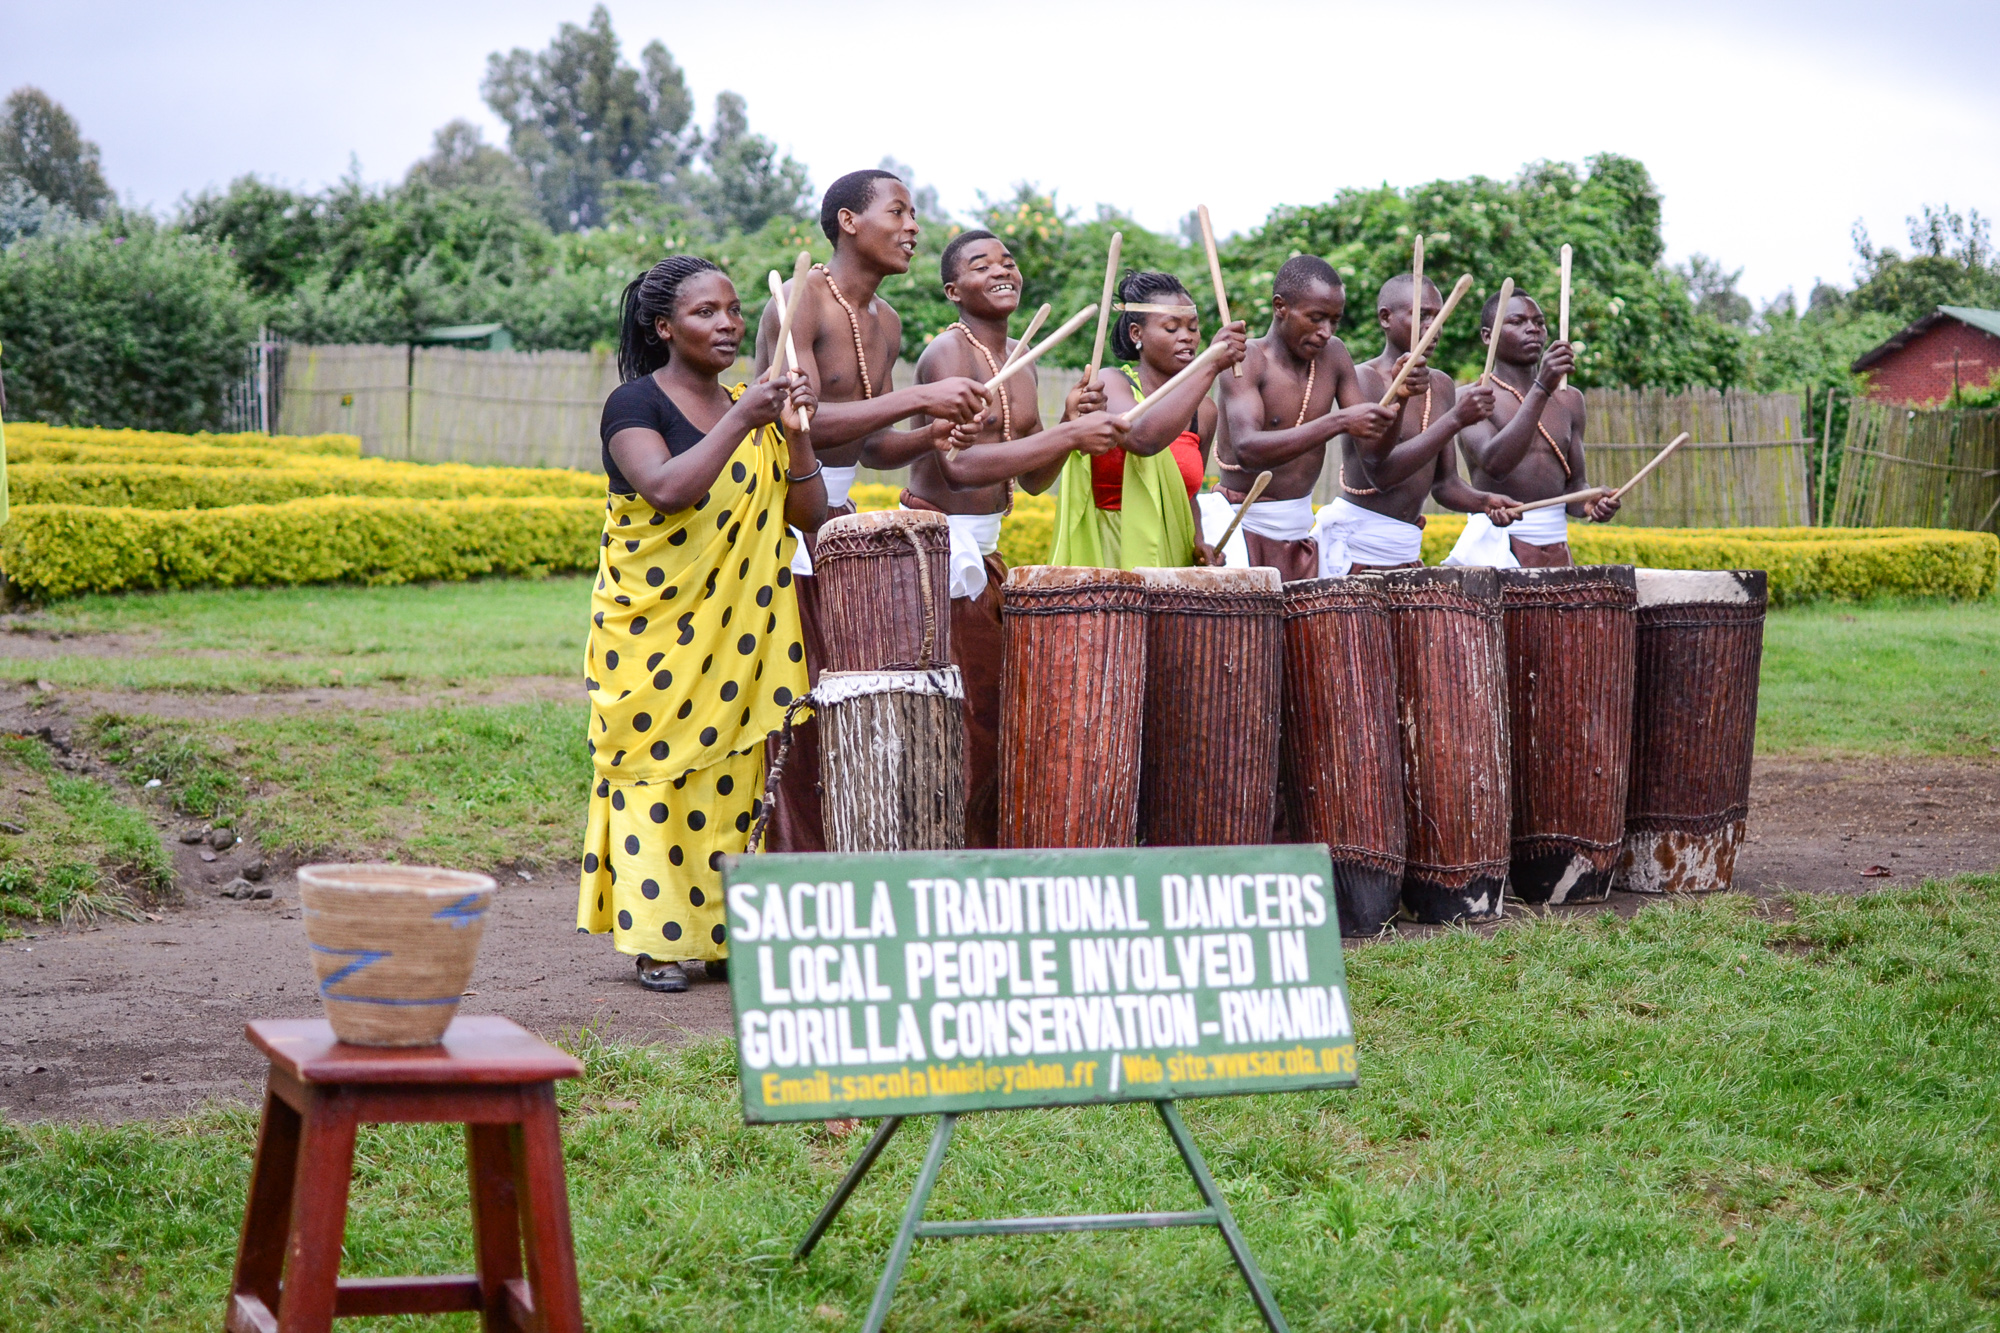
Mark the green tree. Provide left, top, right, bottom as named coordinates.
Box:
left=480, top=6, right=694, bottom=231
left=404, top=119, right=531, bottom=200
left=0, top=213, right=261, bottom=430
left=179, top=177, right=328, bottom=297
left=0, top=87, right=111, bottom=220
left=686, top=92, right=810, bottom=236
left=1842, top=205, right=2000, bottom=325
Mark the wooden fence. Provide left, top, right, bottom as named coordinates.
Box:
left=1831, top=401, right=2000, bottom=532
left=276, top=343, right=1814, bottom=527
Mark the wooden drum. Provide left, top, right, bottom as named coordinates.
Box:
left=1378, top=567, right=1511, bottom=922
left=1615, top=569, right=1767, bottom=894
left=1497, top=566, right=1637, bottom=905
left=812, top=509, right=953, bottom=671
left=1134, top=566, right=1284, bottom=846
left=814, top=668, right=966, bottom=852
left=1279, top=577, right=1406, bottom=935
left=998, top=566, right=1148, bottom=848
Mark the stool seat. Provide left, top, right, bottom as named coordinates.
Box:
left=227, top=1016, right=585, bottom=1333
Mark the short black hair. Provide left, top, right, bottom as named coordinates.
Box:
left=1480, top=290, right=1542, bottom=333
left=1274, top=254, right=1342, bottom=305
left=820, top=169, right=904, bottom=244
left=1376, top=272, right=1441, bottom=311
left=1111, top=270, right=1194, bottom=362
left=940, top=229, right=1002, bottom=286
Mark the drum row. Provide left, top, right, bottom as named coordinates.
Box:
left=997, top=562, right=1768, bottom=935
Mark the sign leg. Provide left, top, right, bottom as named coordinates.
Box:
left=1155, top=1101, right=1291, bottom=1333
left=795, top=1115, right=905, bottom=1261
left=861, top=1113, right=956, bottom=1333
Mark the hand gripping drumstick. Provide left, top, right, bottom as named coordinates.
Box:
left=764, top=253, right=814, bottom=429
left=1480, top=277, right=1514, bottom=385
left=1377, top=274, right=1475, bottom=407
left=946, top=303, right=1098, bottom=460
left=1122, top=340, right=1233, bottom=426
left=1502, top=431, right=1691, bottom=515
left=1197, top=206, right=1242, bottom=379
left=999, top=303, right=1052, bottom=372
left=1556, top=243, right=1572, bottom=393
left=1212, top=469, right=1272, bottom=554
left=1085, top=231, right=1123, bottom=384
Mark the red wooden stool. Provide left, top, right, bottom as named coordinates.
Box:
left=226, top=1016, right=586, bottom=1333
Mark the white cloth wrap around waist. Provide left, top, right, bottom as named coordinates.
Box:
left=1312, top=497, right=1424, bottom=577
left=812, top=666, right=963, bottom=707
left=1196, top=490, right=1314, bottom=571
left=787, top=465, right=860, bottom=577
left=900, top=504, right=1004, bottom=599
left=1443, top=506, right=1570, bottom=569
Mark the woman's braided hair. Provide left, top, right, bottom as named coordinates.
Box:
left=1110, top=270, right=1195, bottom=362
left=617, top=255, right=722, bottom=382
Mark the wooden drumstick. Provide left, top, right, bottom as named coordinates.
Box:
left=1609, top=431, right=1692, bottom=501
left=1213, top=469, right=1272, bottom=553
left=1198, top=205, right=1241, bottom=379
left=948, top=303, right=1098, bottom=461
left=765, top=255, right=814, bottom=429
left=1000, top=303, right=1052, bottom=372
left=1481, top=277, right=1514, bottom=385
left=1409, top=235, right=1425, bottom=372
left=1121, top=340, right=1232, bottom=426
left=1085, top=231, right=1122, bottom=384
left=1556, top=243, right=1572, bottom=392
left=1504, top=485, right=1609, bottom=516
left=1376, top=274, right=1474, bottom=407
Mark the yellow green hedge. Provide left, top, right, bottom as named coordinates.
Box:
left=850, top=482, right=1057, bottom=570
left=0, top=497, right=601, bottom=599
left=1419, top=515, right=1998, bottom=603
left=7, top=460, right=601, bottom=509
left=5, top=422, right=361, bottom=457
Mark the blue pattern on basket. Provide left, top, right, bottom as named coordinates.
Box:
left=309, top=943, right=461, bottom=1006
left=433, top=894, right=489, bottom=928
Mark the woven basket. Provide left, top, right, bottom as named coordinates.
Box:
left=298, top=863, right=497, bottom=1047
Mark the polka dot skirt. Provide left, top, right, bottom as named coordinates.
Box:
left=575, top=406, right=809, bottom=960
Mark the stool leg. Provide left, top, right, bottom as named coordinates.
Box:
left=515, top=1083, right=585, bottom=1333
left=229, top=1083, right=301, bottom=1321
left=277, top=1089, right=359, bottom=1333
left=468, top=1123, right=525, bottom=1333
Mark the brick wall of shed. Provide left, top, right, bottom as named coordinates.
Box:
left=1862, top=322, right=2000, bottom=403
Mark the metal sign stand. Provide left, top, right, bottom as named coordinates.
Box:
left=795, top=1101, right=1291, bottom=1333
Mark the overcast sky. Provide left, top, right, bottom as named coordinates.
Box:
left=7, top=0, right=1997, bottom=307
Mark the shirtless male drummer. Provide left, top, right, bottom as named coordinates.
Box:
left=1444, top=289, right=1619, bottom=568
left=1314, top=273, right=1520, bottom=574
left=1212, top=256, right=1399, bottom=579
left=751, top=168, right=989, bottom=850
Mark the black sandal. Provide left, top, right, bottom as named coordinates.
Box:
left=636, top=956, right=690, bottom=993
left=705, top=958, right=728, bottom=982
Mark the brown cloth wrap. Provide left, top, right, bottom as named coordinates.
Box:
left=1218, top=485, right=1320, bottom=583
left=1510, top=537, right=1574, bottom=568
left=900, top=490, right=1005, bottom=849
left=761, top=501, right=856, bottom=853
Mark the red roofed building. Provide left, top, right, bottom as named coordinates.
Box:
left=1852, top=305, right=2000, bottom=403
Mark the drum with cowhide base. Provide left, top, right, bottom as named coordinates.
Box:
left=1497, top=565, right=1637, bottom=906
left=1377, top=567, right=1512, bottom=923
left=1133, top=566, right=1284, bottom=847
left=812, top=668, right=965, bottom=852
left=998, top=566, right=1148, bottom=848
left=1615, top=569, right=1767, bottom=894
left=1278, top=576, right=1406, bottom=935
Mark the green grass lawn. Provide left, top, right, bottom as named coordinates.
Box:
left=2, top=879, right=1996, bottom=1330
left=1, top=577, right=591, bottom=691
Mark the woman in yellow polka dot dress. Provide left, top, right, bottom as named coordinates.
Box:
left=580, top=255, right=826, bottom=992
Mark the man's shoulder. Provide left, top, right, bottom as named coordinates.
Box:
left=914, top=328, right=971, bottom=382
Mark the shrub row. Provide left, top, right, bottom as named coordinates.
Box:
left=0, top=497, right=601, bottom=600
left=1419, top=515, right=1999, bottom=603
left=7, top=460, right=602, bottom=510
left=5, top=422, right=361, bottom=457
left=849, top=482, right=1057, bottom=571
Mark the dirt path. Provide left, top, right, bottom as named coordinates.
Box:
left=0, top=677, right=580, bottom=728
left=2, top=756, right=1994, bottom=1125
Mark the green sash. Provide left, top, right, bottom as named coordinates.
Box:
left=1048, top=369, right=1197, bottom=569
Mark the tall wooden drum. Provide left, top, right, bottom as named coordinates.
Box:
left=1616, top=569, right=1767, bottom=894
left=1279, top=577, right=1405, bottom=935
left=1498, top=566, right=1637, bottom=905
left=812, top=509, right=953, bottom=671
left=1133, top=566, right=1284, bottom=846
left=815, top=669, right=965, bottom=852
left=998, top=567, right=1148, bottom=848
left=1378, top=567, right=1511, bottom=922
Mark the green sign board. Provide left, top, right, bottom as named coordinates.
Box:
left=723, top=845, right=1357, bottom=1123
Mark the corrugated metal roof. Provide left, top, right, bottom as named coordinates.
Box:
left=1852, top=305, right=2000, bottom=372
left=1940, top=305, right=2000, bottom=339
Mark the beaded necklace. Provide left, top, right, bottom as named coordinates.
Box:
left=1486, top=373, right=1571, bottom=477
left=1293, top=355, right=1318, bottom=428
left=814, top=264, right=874, bottom=400
left=946, top=322, right=1013, bottom=440
left=1341, top=369, right=1433, bottom=497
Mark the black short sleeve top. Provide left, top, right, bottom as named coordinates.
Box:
left=599, top=375, right=706, bottom=494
